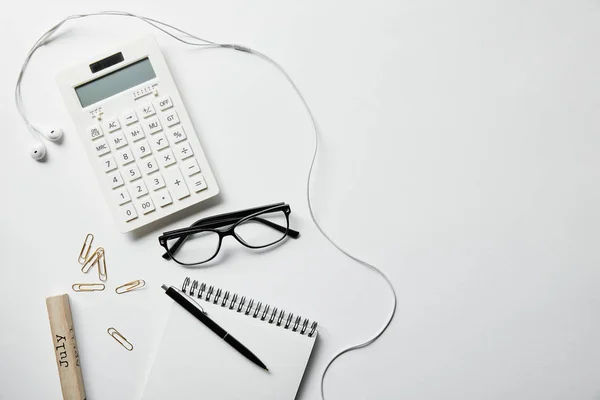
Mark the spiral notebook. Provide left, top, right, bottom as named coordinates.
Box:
left=141, top=278, right=318, bottom=400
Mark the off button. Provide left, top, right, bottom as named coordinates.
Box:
left=156, top=95, right=173, bottom=111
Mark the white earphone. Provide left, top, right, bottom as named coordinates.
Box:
left=29, top=140, right=46, bottom=161
left=27, top=126, right=64, bottom=160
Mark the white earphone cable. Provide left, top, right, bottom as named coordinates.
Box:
left=15, top=12, right=397, bottom=399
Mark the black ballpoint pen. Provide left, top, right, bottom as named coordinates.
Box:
left=161, top=284, right=269, bottom=371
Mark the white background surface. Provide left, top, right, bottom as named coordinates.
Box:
left=1, top=1, right=600, bottom=399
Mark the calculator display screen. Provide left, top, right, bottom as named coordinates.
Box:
left=75, top=58, right=156, bottom=108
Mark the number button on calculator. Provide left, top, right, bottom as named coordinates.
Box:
left=114, top=188, right=131, bottom=205
left=117, top=148, right=135, bottom=166
left=109, top=171, right=124, bottom=189
left=137, top=197, right=156, bottom=215
left=141, top=157, right=159, bottom=175
left=133, top=181, right=149, bottom=198
left=149, top=173, right=166, bottom=191
left=120, top=203, right=138, bottom=222
left=102, top=155, right=118, bottom=173
left=133, top=140, right=152, bottom=159
left=125, top=165, right=142, bottom=182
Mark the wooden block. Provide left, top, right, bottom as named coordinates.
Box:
left=46, top=294, right=86, bottom=400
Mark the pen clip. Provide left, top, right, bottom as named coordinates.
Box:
left=172, top=285, right=207, bottom=315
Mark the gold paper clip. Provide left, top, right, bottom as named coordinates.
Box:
left=78, top=234, right=94, bottom=264
left=72, top=283, right=105, bottom=292
left=115, top=280, right=146, bottom=294
left=81, top=247, right=102, bottom=273
left=97, top=248, right=107, bottom=282
left=107, top=327, right=133, bottom=351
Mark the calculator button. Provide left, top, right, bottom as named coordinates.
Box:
left=163, top=167, right=190, bottom=200
left=105, top=117, right=121, bottom=133
left=125, top=124, right=145, bottom=142
left=137, top=196, right=156, bottom=215
left=114, top=187, right=131, bottom=205
left=181, top=158, right=201, bottom=176
left=141, top=157, right=159, bottom=175
left=120, top=203, right=138, bottom=222
left=94, top=138, right=111, bottom=156
left=133, top=140, right=152, bottom=159
left=162, top=110, right=180, bottom=127
left=87, top=124, right=104, bottom=140
left=102, top=155, right=118, bottom=172
left=132, top=181, right=149, bottom=198
left=151, top=133, right=169, bottom=151
left=153, top=190, right=173, bottom=207
left=188, top=174, right=208, bottom=193
left=145, top=117, right=162, bottom=134
left=125, top=165, right=142, bottom=182
left=116, top=148, right=135, bottom=166
left=148, top=173, right=166, bottom=190
left=138, top=103, right=156, bottom=118
left=156, top=95, right=173, bottom=111
left=109, top=132, right=128, bottom=149
left=122, top=109, right=138, bottom=125
left=108, top=171, right=124, bottom=189
left=175, top=142, right=194, bottom=161
left=167, top=126, right=187, bottom=144
left=158, top=149, right=176, bottom=168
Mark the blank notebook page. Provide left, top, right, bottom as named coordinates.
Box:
left=141, top=300, right=317, bottom=400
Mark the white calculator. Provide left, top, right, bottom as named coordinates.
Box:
left=56, top=36, right=219, bottom=232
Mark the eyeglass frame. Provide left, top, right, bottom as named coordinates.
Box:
left=158, top=202, right=300, bottom=266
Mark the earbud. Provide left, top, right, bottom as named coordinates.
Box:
left=27, top=126, right=63, bottom=160
left=44, top=127, right=63, bottom=141
left=30, top=141, right=47, bottom=161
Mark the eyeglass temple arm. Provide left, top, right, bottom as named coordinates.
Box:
left=188, top=203, right=285, bottom=226
left=162, top=217, right=299, bottom=260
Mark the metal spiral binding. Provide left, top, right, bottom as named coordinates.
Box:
left=181, top=277, right=318, bottom=337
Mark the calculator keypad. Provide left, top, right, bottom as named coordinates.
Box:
left=96, top=96, right=209, bottom=224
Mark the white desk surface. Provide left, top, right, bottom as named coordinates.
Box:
left=2, top=1, right=600, bottom=399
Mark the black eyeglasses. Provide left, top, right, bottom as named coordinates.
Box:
left=158, top=202, right=300, bottom=266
